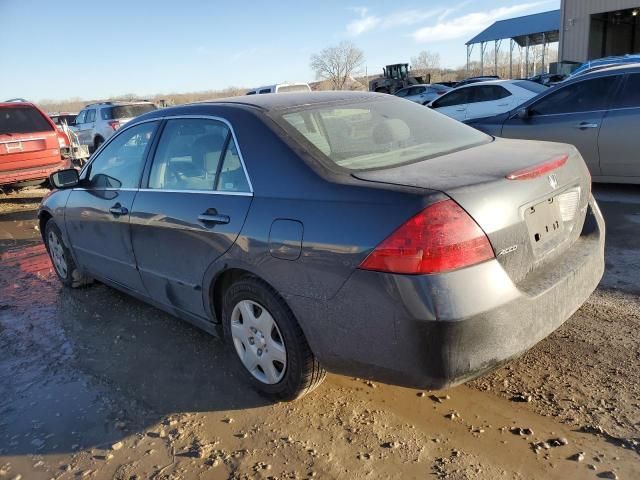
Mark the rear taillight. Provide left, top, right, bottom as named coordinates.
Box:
left=57, top=132, right=69, bottom=148
left=108, top=120, right=121, bottom=131
left=506, top=154, right=568, bottom=180
left=359, top=200, right=495, bottom=275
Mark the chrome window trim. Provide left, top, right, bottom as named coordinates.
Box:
left=139, top=188, right=252, bottom=197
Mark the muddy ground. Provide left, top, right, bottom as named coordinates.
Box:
left=0, top=186, right=638, bottom=480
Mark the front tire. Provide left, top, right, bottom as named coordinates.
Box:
left=44, top=220, right=92, bottom=288
left=222, top=276, right=326, bottom=401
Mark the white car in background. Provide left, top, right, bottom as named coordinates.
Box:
left=428, top=80, right=547, bottom=121
left=246, top=83, right=311, bottom=95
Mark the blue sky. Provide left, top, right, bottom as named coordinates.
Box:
left=0, top=0, right=559, bottom=101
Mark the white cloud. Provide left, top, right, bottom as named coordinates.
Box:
left=412, top=2, right=549, bottom=42
left=346, top=7, right=381, bottom=36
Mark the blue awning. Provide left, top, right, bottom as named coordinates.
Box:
left=466, top=10, right=560, bottom=46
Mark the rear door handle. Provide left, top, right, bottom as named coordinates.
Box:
left=575, top=122, right=599, bottom=129
left=109, top=203, right=128, bottom=216
left=198, top=212, right=230, bottom=225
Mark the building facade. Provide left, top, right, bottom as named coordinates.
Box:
left=560, top=0, right=640, bottom=63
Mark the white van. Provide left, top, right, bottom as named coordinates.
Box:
left=246, top=83, right=311, bottom=95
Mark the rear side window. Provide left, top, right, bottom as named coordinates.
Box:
left=101, top=107, right=113, bottom=120
left=85, top=109, right=96, bottom=123
left=148, top=118, right=237, bottom=192
left=111, top=104, right=156, bottom=119
left=216, top=140, right=250, bottom=192
left=277, top=97, right=490, bottom=171
left=530, top=77, right=614, bottom=115
left=259, top=89, right=272, bottom=94
left=611, top=74, right=640, bottom=109
left=468, top=86, right=511, bottom=104
left=0, top=106, right=53, bottom=134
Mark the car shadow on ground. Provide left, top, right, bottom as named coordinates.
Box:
left=0, top=242, right=271, bottom=458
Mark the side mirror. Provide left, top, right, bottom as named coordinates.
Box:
left=49, top=168, right=79, bottom=189
left=517, top=107, right=530, bottom=120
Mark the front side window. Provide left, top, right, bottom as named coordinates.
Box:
left=432, top=88, right=470, bottom=108
left=530, top=77, right=614, bottom=115
left=469, top=85, right=512, bottom=104
left=86, top=121, right=157, bottom=189
left=74, top=110, right=86, bottom=125
left=148, top=118, right=245, bottom=192
left=277, top=97, right=490, bottom=171
left=85, top=109, right=96, bottom=123
left=395, top=88, right=410, bottom=98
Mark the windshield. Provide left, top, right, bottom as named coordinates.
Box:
left=0, top=106, right=53, bottom=135
left=109, top=104, right=156, bottom=119
left=276, top=98, right=490, bottom=171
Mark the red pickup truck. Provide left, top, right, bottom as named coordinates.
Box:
left=0, top=101, right=72, bottom=188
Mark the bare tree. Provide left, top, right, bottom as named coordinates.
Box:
left=310, top=41, right=365, bottom=90
left=411, top=50, right=441, bottom=82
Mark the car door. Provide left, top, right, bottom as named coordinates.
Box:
left=430, top=88, right=471, bottom=121
left=465, top=85, right=514, bottom=120
left=500, top=75, right=619, bottom=176
left=83, top=108, right=96, bottom=146
left=64, top=120, right=159, bottom=293
left=598, top=73, right=640, bottom=177
left=72, top=110, right=87, bottom=143
left=130, top=117, right=253, bottom=318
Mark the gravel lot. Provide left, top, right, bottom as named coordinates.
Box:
left=0, top=185, right=638, bottom=480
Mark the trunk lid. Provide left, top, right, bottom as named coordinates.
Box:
left=352, top=138, right=591, bottom=285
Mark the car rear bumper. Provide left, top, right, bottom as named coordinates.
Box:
left=288, top=195, right=605, bottom=389
left=0, top=158, right=71, bottom=186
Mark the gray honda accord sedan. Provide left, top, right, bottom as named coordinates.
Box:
left=39, top=91, right=605, bottom=400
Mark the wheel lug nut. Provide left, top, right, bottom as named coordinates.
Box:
left=248, top=337, right=255, bottom=345
left=257, top=348, right=262, bottom=356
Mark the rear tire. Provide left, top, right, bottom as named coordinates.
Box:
left=44, top=220, right=93, bottom=288
left=222, top=276, right=326, bottom=401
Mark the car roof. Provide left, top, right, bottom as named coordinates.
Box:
left=0, top=101, right=38, bottom=109
left=194, top=91, right=388, bottom=112
left=582, top=62, right=640, bottom=75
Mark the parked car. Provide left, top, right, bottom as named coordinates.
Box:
left=39, top=91, right=604, bottom=400
left=568, top=54, right=640, bottom=79
left=527, top=73, right=566, bottom=86
left=453, top=75, right=500, bottom=88
left=394, top=84, right=451, bottom=105
left=246, top=83, right=311, bottom=95
left=1, top=101, right=71, bottom=188
left=49, top=112, right=77, bottom=128
left=72, top=101, right=157, bottom=152
left=466, top=64, right=640, bottom=184
left=428, top=80, right=546, bottom=122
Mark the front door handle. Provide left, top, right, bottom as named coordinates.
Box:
left=198, top=210, right=230, bottom=225
left=109, top=203, right=128, bottom=216
left=575, top=122, right=599, bottom=130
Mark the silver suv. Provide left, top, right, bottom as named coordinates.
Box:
left=72, top=101, right=157, bottom=151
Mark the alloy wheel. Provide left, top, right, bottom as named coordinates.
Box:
left=47, top=231, right=68, bottom=278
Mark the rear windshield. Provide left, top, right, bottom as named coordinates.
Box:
left=514, top=80, right=548, bottom=94
left=102, top=104, right=156, bottom=120
left=0, top=106, right=53, bottom=135
left=277, top=84, right=311, bottom=93
left=276, top=98, right=490, bottom=171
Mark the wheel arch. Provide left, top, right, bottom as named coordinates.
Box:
left=38, top=209, right=53, bottom=243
